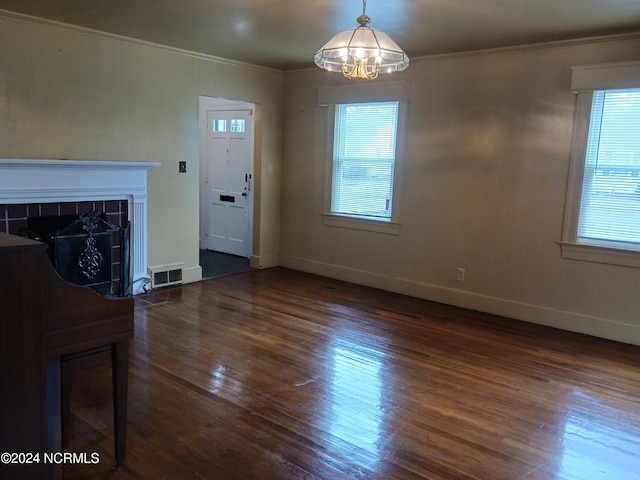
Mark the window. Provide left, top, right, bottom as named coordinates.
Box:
left=317, top=81, right=409, bottom=234
left=212, top=118, right=245, bottom=133
left=577, top=89, right=640, bottom=246
left=332, top=102, right=399, bottom=219
left=561, top=61, right=640, bottom=267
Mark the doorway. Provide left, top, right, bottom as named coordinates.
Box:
left=199, top=96, right=255, bottom=277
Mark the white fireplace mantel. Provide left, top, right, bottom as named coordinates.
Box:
left=0, top=158, right=161, bottom=294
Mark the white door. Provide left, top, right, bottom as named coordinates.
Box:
left=202, top=107, right=253, bottom=257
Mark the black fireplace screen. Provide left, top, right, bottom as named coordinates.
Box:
left=27, top=210, right=130, bottom=297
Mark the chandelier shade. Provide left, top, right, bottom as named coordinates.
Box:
left=314, top=2, right=409, bottom=79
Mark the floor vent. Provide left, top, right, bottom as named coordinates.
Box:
left=148, top=262, right=184, bottom=289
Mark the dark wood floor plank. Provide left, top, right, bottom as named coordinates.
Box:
left=61, top=268, right=640, bottom=479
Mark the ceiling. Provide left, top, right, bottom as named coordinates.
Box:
left=1, top=0, right=639, bottom=71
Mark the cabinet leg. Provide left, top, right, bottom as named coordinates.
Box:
left=112, top=341, right=129, bottom=469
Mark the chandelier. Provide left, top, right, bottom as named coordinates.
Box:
left=313, top=0, right=409, bottom=80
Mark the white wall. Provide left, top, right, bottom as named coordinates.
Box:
left=0, top=12, right=283, bottom=282
left=280, top=35, right=640, bottom=345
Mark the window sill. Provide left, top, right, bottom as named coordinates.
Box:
left=559, top=241, right=640, bottom=268
left=321, top=213, right=400, bottom=235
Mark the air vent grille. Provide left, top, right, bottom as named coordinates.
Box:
left=148, top=263, right=184, bottom=289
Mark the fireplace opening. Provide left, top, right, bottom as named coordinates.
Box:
left=25, top=214, right=80, bottom=264
left=24, top=210, right=131, bottom=297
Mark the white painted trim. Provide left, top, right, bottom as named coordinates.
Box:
left=0, top=158, right=160, bottom=294
left=320, top=101, right=407, bottom=230
left=280, top=254, right=640, bottom=347
left=571, top=60, right=640, bottom=91
left=182, top=265, right=204, bottom=285
left=559, top=242, right=640, bottom=268
left=321, top=213, right=400, bottom=235
left=561, top=92, right=592, bottom=242
left=251, top=253, right=280, bottom=270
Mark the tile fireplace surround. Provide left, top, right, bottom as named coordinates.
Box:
left=0, top=159, right=160, bottom=294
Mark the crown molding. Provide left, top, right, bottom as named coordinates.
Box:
left=290, top=31, right=640, bottom=74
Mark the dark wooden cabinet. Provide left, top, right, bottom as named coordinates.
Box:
left=0, top=233, right=134, bottom=479
left=1, top=234, right=48, bottom=479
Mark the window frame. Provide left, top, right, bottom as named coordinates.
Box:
left=560, top=61, right=640, bottom=268
left=333, top=102, right=399, bottom=215
left=322, top=101, right=406, bottom=235
left=318, top=82, right=409, bottom=235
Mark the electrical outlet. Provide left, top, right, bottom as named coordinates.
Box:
left=456, top=268, right=465, bottom=282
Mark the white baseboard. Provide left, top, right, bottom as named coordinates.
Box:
left=183, top=265, right=202, bottom=284
left=280, top=255, right=640, bottom=347
left=251, top=253, right=279, bottom=269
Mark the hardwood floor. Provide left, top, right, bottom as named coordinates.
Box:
left=62, top=268, right=640, bottom=479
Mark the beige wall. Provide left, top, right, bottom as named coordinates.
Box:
left=0, top=13, right=283, bottom=283
left=3, top=11, right=640, bottom=346
left=281, top=35, right=640, bottom=345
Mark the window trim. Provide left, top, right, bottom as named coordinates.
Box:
left=559, top=241, right=640, bottom=268
left=560, top=61, right=640, bottom=268
left=318, top=81, right=409, bottom=235
left=321, top=101, right=406, bottom=235
left=321, top=212, right=401, bottom=235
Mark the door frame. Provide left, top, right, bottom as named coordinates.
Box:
left=199, top=96, right=255, bottom=256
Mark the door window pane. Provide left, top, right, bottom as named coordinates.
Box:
left=212, top=119, right=227, bottom=132
left=231, top=119, right=245, bottom=133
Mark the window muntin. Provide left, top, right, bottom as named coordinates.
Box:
left=332, top=102, right=399, bottom=219
left=576, top=88, right=640, bottom=249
